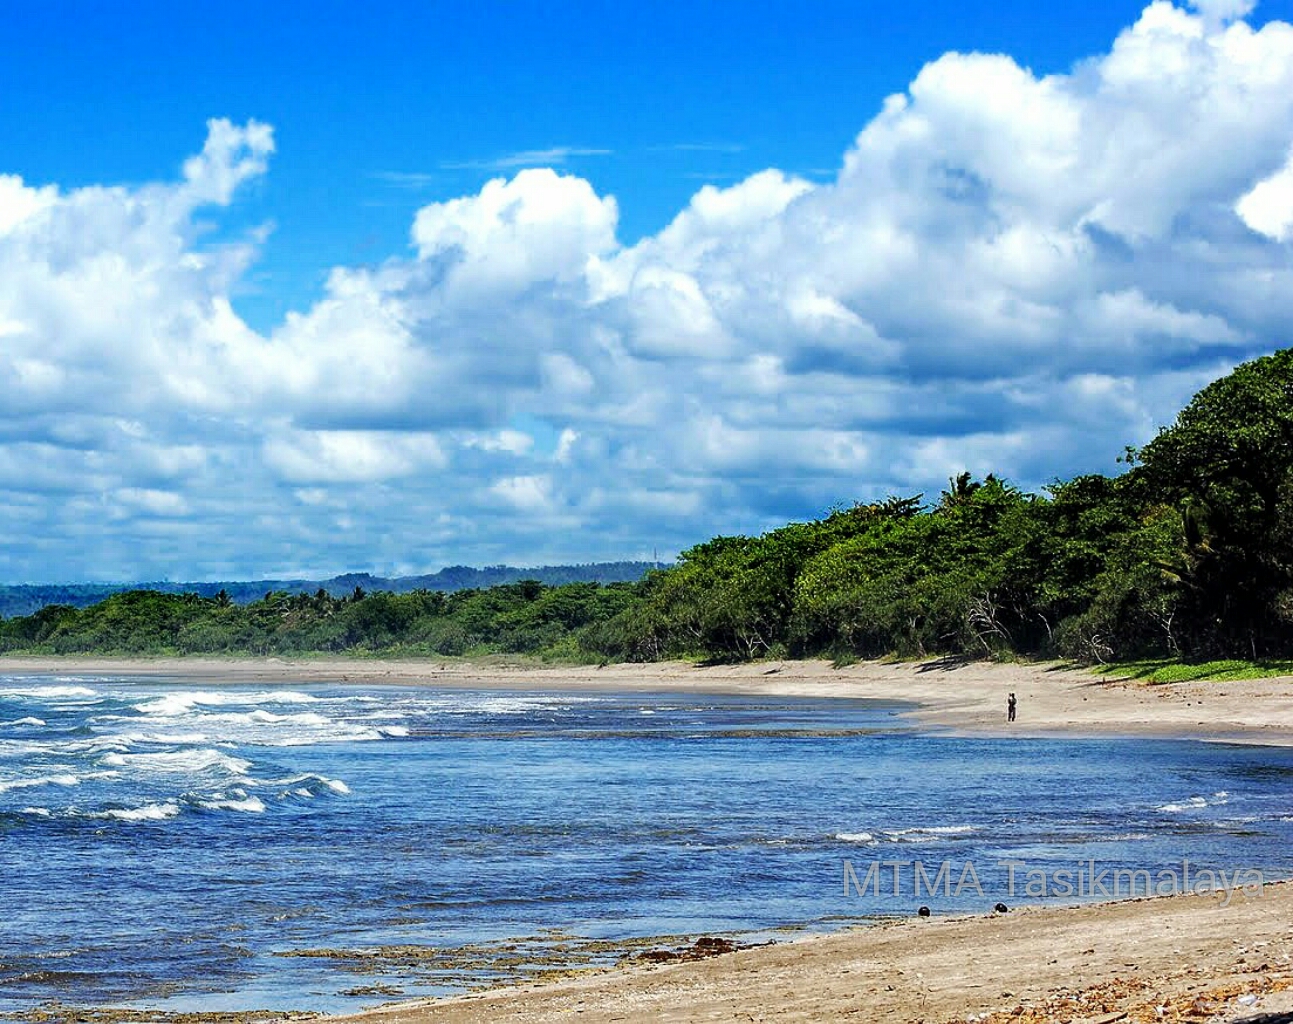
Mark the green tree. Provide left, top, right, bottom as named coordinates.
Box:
left=1132, top=348, right=1293, bottom=656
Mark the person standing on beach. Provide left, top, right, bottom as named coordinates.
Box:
left=1007, top=692, right=1017, bottom=723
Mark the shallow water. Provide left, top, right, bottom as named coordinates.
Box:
left=1, top=674, right=1291, bottom=1014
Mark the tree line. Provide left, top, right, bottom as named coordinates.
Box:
left=4, top=349, right=1293, bottom=665
left=0, top=562, right=655, bottom=618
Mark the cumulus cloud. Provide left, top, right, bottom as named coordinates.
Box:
left=1189, top=0, right=1257, bottom=24
left=179, top=117, right=274, bottom=206
left=3, top=3, right=1293, bottom=580
left=1237, top=146, right=1293, bottom=240
left=262, top=429, right=448, bottom=484
left=0, top=175, right=57, bottom=235
left=488, top=474, right=555, bottom=512
left=411, top=168, right=618, bottom=291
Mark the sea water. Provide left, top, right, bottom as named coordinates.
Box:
left=1, top=674, right=1292, bottom=1015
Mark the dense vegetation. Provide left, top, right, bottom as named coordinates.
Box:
left=4, top=350, right=1293, bottom=665
left=0, top=562, right=655, bottom=618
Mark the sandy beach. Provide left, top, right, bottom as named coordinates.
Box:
left=329, top=883, right=1293, bottom=1024
left=6, top=653, right=1293, bottom=746
left=8, top=654, right=1293, bottom=1022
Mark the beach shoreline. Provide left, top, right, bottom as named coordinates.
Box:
left=322, top=882, right=1293, bottom=1024
left=9, top=655, right=1293, bottom=1021
left=5, top=652, right=1293, bottom=746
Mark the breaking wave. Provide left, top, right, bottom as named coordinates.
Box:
left=881, top=825, right=979, bottom=842
left=135, top=690, right=322, bottom=717
left=0, top=685, right=98, bottom=699
left=101, top=749, right=252, bottom=776
left=89, top=802, right=181, bottom=822
left=0, top=773, right=82, bottom=794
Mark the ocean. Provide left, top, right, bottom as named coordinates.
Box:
left=1, top=674, right=1291, bottom=1015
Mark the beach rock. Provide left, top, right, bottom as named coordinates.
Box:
left=636, top=936, right=740, bottom=963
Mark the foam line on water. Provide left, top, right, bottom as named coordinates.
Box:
left=0, top=773, right=82, bottom=793
left=246, top=772, right=351, bottom=795
left=194, top=793, right=266, bottom=813
left=101, top=749, right=252, bottom=775
left=879, top=825, right=979, bottom=842
left=0, top=685, right=99, bottom=698
left=89, top=802, right=181, bottom=822
left=134, top=690, right=322, bottom=716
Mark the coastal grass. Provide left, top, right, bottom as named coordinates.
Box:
left=1097, top=658, right=1293, bottom=684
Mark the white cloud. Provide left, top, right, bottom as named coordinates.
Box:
left=116, top=488, right=190, bottom=518
left=1190, top=0, right=1257, bottom=24
left=462, top=429, right=534, bottom=455
left=554, top=428, right=579, bottom=464
left=179, top=118, right=275, bottom=207
left=1237, top=146, right=1293, bottom=240
left=0, top=175, right=57, bottom=236
left=3, top=3, right=1293, bottom=580
left=262, top=430, right=448, bottom=484
left=411, top=168, right=618, bottom=292
left=441, top=146, right=612, bottom=171
left=488, top=474, right=554, bottom=511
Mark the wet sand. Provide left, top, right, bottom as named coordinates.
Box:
left=330, top=882, right=1293, bottom=1024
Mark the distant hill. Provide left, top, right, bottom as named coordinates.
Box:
left=0, top=562, right=659, bottom=618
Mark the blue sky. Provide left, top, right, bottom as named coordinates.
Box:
left=3, top=0, right=1239, bottom=325
left=2, top=0, right=1293, bottom=581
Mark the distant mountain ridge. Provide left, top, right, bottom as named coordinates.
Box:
left=0, top=562, right=659, bottom=618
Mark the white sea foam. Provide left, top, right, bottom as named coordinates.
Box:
left=77, top=737, right=134, bottom=754
left=0, top=685, right=98, bottom=699
left=250, top=772, right=351, bottom=796
left=135, top=690, right=321, bottom=716
left=19, top=806, right=52, bottom=816
left=117, top=732, right=211, bottom=746
left=1, top=717, right=47, bottom=727
left=126, top=696, right=389, bottom=746
left=836, top=832, right=877, bottom=844
left=101, top=749, right=251, bottom=775
left=195, top=793, right=266, bottom=813
left=0, top=773, right=81, bottom=793
left=433, top=694, right=600, bottom=716
left=95, top=687, right=595, bottom=749
left=90, top=802, right=180, bottom=821
left=0, top=737, right=134, bottom=764
left=881, top=825, right=978, bottom=842
left=192, top=709, right=334, bottom=730
left=1208, top=815, right=1262, bottom=827
left=6, top=737, right=133, bottom=757
left=267, top=725, right=386, bottom=746
left=1158, top=796, right=1209, bottom=813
